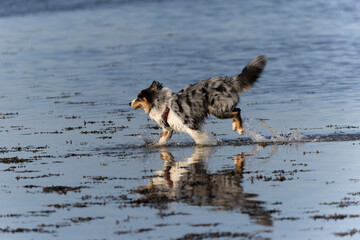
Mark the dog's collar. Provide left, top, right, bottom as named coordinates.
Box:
left=162, top=107, right=170, bottom=128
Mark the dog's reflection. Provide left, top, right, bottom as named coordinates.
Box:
left=136, top=146, right=272, bottom=226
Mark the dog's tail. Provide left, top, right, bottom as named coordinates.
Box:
left=232, top=55, right=266, bottom=92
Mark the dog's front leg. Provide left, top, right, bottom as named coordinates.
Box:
left=154, top=129, right=173, bottom=146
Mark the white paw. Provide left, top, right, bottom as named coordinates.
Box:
left=237, top=128, right=244, bottom=135
left=232, top=121, right=237, bottom=131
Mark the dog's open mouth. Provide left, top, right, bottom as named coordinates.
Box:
left=135, top=104, right=142, bottom=110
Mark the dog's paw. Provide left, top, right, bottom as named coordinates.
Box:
left=150, top=142, right=163, bottom=148
left=153, top=139, right=170, bottom=147
left=237, top=127, right=244, bottom=135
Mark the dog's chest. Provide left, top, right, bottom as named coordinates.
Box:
left=149, top=108, right=166, bottom=128
left=149, top=107, right=186, bottom=132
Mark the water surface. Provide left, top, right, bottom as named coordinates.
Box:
left=0, top=0, right=360, bottom=239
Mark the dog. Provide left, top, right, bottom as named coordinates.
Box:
left=129, top=55, right=266, bottom=145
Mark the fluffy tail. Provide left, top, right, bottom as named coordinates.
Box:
left=232, top=55, right=266, bottom=92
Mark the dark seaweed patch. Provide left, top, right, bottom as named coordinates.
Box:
left=176, top=231, right=269, bottom=240
left=190, top=223, right=221, bottom=227
left=0, top=157, right=33, bottom=164
left=69, top=216, right=105, bottom=223
left=42, top=186, right=89, bottom=195
left=0, top=227, right=55, bottom=234
left=0, top=112, right=18, bottom=119
left=334, top=228, right=359, bottom=237
left=274, top=217, right=300, bottom=221
left=16, top=173, right=61, bottom=180
left=310, top=214, right=359, bottom=221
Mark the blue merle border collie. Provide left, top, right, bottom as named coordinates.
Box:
left=130, top=55, right=266, bottom=145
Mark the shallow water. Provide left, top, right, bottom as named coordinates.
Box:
left=1, top=0, right=360, bottom=239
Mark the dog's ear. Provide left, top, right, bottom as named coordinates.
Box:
left=150, top=81, right=163, bottom=91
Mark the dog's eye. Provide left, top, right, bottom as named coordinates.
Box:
left=136, top=97, right=142, bottom=102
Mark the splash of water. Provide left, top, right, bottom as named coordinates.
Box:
left=244, top=119, right=306, bottom=143
left=243, top=121, right=268, bottom=142
left=137, top=130, right=156, bottom=146
left=122, top=120, right=357, bottom=150
left=137, top=129, right=219, bottom=147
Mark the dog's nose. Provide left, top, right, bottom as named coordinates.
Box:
left=129, top=102, right=132, bottom=106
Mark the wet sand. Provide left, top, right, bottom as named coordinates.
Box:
left=1, top=130, right=360, bottom=239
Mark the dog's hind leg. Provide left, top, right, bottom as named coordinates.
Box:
left=211, top=108, right=244, bottom=135
left=231, top=108, right=244, bottom=135
left=154, top=129, right=173, bottom=146
left=186, top=129, right=216, bottom=145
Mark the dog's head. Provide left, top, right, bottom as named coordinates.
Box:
left=129, top=81, right=163, bottom=114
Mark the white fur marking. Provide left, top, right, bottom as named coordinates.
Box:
left=232, top=121, right=237, bottom=131
left=186, top=129, right=217, bottom=145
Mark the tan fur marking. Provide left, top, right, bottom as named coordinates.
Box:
left=232, top=110, right=244, bottom=135
left=130, top=97, right=152, bottom=114
left=156, top=130, right=173, bottom=145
